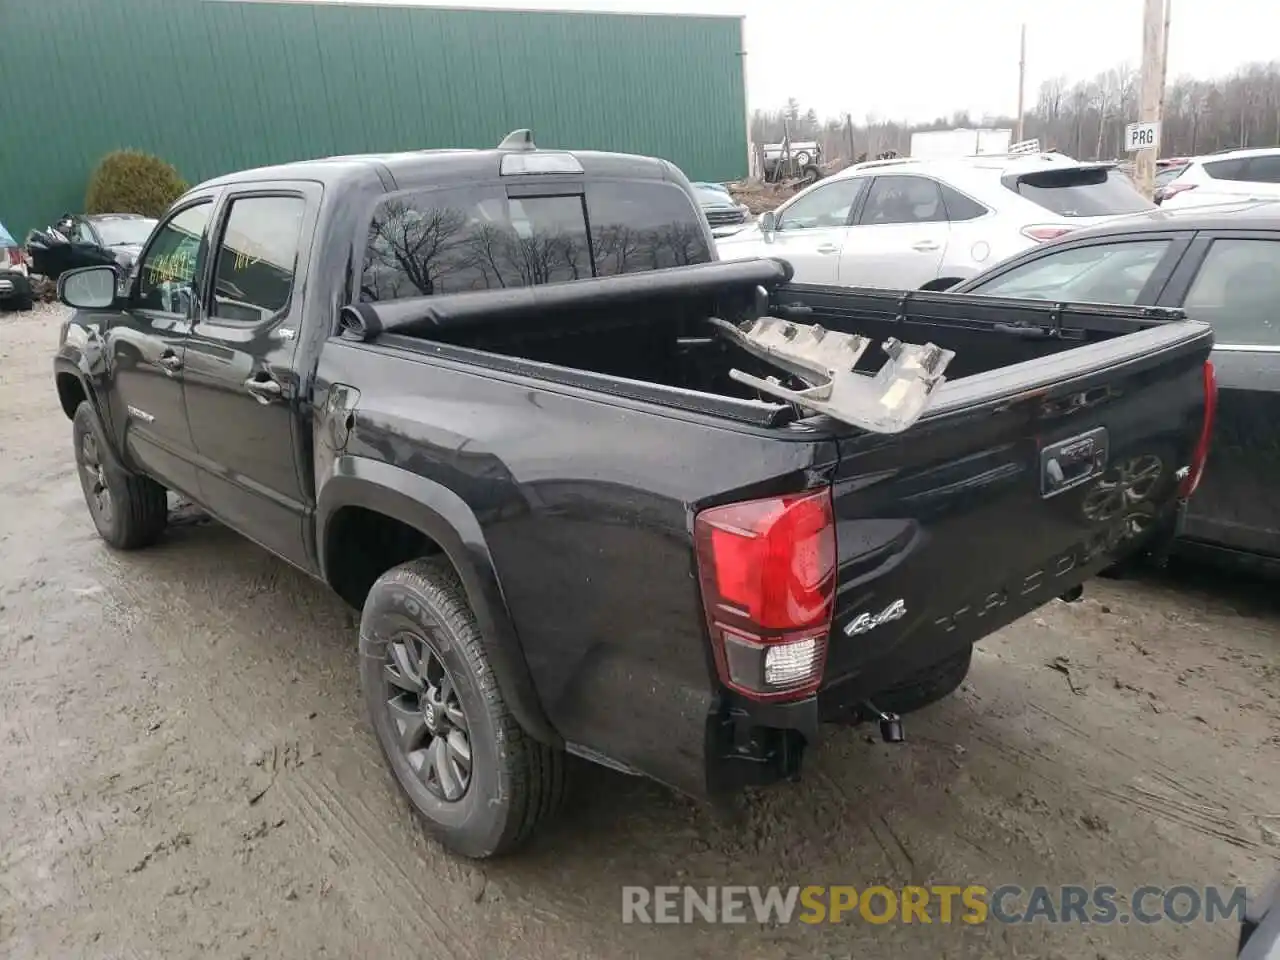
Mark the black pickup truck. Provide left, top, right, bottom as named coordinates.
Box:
left=53, top=133, right=1215, bottom=859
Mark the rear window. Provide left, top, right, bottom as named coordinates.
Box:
left=360, top=180, right=709, bottom=301
left=967, top=239, right=1171, bottom=304
left=1182, top=238, right=1280, bottom=345
left=1004, top=167, right=1153, bottom=218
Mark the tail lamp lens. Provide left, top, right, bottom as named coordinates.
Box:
left=1180, top=360, right=1217, bottom=498
left=694, top=489, right=836, bottom=701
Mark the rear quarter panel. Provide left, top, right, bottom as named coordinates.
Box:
left=315, top=341, right=838, bottom=795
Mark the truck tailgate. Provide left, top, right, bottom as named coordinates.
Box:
left=818, top=319, right=1214, bottom=709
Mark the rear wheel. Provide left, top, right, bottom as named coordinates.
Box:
left=72, top=402, right=168, bottom=549
left=359, top=557, right=566, bottom=859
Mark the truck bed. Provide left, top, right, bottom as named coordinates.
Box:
left=338, top=257, right=1192, bottom=433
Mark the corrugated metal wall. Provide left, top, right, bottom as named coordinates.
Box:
left=0, top=0, right=746, bottom=237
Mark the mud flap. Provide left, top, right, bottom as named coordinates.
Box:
left=707, top=315, right=955, bottom=434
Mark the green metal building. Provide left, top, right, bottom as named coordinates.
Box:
left=0, top=0, right=747, bottom=237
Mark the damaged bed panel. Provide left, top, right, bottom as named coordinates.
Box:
left=707, top=315, right=955, bottom=434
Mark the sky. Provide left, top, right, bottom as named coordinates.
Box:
left=291, top=0, right=1278, bottom=122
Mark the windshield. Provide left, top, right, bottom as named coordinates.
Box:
left=1007, top=167, right=1154, bottom=218
left=94, top=218, right=157, bottom=246
left=1155, top=167, right=1184, bottom=187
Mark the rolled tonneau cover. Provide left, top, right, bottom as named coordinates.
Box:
left=339, top=256, right=793, bottom=342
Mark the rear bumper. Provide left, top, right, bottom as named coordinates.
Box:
left=706, top=500, right=1188, bottom=793
left=0, top=270, right=32, bottom=300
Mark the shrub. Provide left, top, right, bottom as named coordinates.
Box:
left=84, top=149, right=188, bottom=218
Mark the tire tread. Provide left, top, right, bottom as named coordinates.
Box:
left=377, top=557, right=565, bottom=855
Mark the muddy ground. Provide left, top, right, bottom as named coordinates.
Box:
left=1, top=304, right=1277, bottom=960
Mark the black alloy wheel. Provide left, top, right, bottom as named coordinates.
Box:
left=76, top=429, right=114, bottom=529
left=382, top=631, right=473, bottom=802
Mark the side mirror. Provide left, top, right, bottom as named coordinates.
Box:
left=760, top=211, right=778, bottom=236
left=58, top=265, right=119, bottom=310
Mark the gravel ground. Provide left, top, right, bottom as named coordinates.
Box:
left=2, top=304, right=1277, bottom=960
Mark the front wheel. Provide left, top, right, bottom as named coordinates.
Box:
left=359, top=558, right=566, bottom=859
left=72, top=401, right=168, bottom=549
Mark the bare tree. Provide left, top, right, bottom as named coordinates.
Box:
left=747, top=57, right=1280, bottom=175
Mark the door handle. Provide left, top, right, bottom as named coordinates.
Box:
left=912, top=241, right=941, bottom=252
left=157, top=352, right=183, bottom=373
left=244, top=376, right=283, bottom=404
left=817, top=244, right=840, bottom=254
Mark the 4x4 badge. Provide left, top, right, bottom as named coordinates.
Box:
left=844, top=599, right=907, bottom=637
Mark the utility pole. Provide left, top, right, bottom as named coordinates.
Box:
left=1158, top=0, right=1172, bottom=119
left=1015, top=24, right=1027, bottom=142
left=1135, top=0, right=1167, bottom=199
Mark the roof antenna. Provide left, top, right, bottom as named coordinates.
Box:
left=498, top=129, right=536, bottom=152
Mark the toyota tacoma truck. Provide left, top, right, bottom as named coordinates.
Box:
left=52, top=131, right=1216, bottom=859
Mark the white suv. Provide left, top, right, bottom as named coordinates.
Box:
left=715, top=153, right=1153, bottom=290
left=1157, top=148, right=1280, bottom=209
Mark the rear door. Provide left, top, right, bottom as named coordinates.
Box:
left=758, top=178, right=868, bottom=284
left=1157, top=231, right=1280, bottom=556
left=182, top=184, right=319, bottom=570
left=838, top=175, right=948, bottom=288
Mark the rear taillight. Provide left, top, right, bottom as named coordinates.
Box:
left=694, top=488, right=836, bottom=702
left=1161, top=182, right=1198, bottom=202
left=1021, top=224, right=1075, bottom=243
left=1179, top=360, right=1217, bottom=498
left=5, top=247, right=25, bottom=267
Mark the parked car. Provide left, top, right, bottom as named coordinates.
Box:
left=691, top=181, right=750, bottom=237
left=27, top=213, right=157, bottom=281
left=52, top=133, right=1212, bottom=859
left=0, top=218, right=34, bottom=311
left=952, top=200, right=1280, bottom=568
left=1157, top=147, right=1280, bottom=209
left=716, top=151, right=1154, bottom=291
left=1240, top=870, right=1280, bottom=959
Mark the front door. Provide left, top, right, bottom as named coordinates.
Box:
left=105, top=198, right=217, bottom=498
left=760, top=177, right=868, bottom=285
left=182, top=187, right=317, bottom=570
left=839, top=174, right=949, bottom=289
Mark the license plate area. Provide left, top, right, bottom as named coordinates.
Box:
left=1041, top=427, right=1108, bottom=499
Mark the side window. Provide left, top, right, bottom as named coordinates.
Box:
left=774, top=179, right=867, bottom=232
left=968, top=240, right=1172, bottom=304
left=210, top=196, right=306, bottom=324
left=1182, top=239, right=1280, bottom=346
left=938, top=183, right=988, bottom=221
left=1243, top=156, right=1280, bottom=184
left=860, top=176, right=946, bottom=225
left=1203, top=158, right=1249, bottom=181
left=71, top=221, right=96, bottom=244
left=361, top=185, right=591, bottom=301
left=137, top=202, right=213, bottom=314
